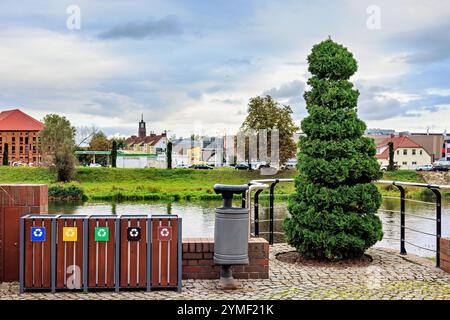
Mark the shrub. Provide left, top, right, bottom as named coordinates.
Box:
left=48, top=184, right=86, bottom=200
left=283, top=39, right=383, bottom=261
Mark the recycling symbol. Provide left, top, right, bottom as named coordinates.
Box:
left=63, top=227, right=77, bottom=241
left=33, top=228, right=43, bottom=237
left=94, top=227, right=109, bottom=241
left=127, top=227, right=141, bottom=241
left=160, top=228, right=169, bottom=237
left=97, top=229, right=106, bottom=237
left=158, top=226, right=172, bottom=241
left=31, top=227, right=46, bottom=242
left=65, top=229, right=75, bottom=237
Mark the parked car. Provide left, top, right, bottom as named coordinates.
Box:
left=415, top=165, right=433, bottom=171
left=235, top=163, right=250, bottom=170
left=175, top=164, right=189, bottom=169
left=432, top=165, right=450, bottom=172
left=190, top=164, right=213, bottom=169
left=89, top=163, right=102, bottom=167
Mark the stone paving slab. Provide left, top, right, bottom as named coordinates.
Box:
left=1, top=244, right=450, bottom=300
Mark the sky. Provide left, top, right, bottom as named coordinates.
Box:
left=1, top=0, right=450, bottom=139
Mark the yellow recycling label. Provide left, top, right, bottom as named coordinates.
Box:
left=63, top=227, right=78, bottom=242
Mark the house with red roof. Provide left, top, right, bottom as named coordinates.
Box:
left=0, top=109, right=44, bottom=165
left=375, top=134, right=432, bottom=170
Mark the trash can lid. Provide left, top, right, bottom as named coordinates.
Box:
left=214, top=184, right=249, bottom=194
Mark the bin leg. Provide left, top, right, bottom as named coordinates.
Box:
left=218, top=265, right=241, bottom=290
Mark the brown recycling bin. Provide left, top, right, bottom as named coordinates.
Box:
left=87, top=216, right=118, bottom=289
left=55, top=215, right=88, bottom=291
left=20, top=215, right=57, bottom=292
left=150, top=215, right=182, bottom=292
left=119, top=215, right=149, bottom=290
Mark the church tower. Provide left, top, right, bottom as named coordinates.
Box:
left=138, top=114, right=147, bottom=138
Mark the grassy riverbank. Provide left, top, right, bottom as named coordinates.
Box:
left=0, top=166, right=448, bottom=201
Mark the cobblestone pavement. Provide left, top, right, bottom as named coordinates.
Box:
left=1, top=244, right=450, bottom=300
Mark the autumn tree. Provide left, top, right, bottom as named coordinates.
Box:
left=89, top=131, right=111, bottom=151
left=241, top=95, right=298, bottom=166
left=283, top=39, right=383, bottom=261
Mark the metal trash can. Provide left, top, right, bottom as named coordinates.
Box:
left=213, top=184, right=249, bottom=289
left=20, top=215, right=57, bottom=293
left=150, top=215, right=182, bottom=292
left=118, top=215, right=149, bottom=290
left=55, top=215, right=88, bottom=292
left=87, top=215, right=118, bottom=289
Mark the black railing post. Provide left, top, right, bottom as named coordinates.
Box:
left=241, top=191, right=246, bottom=208
left=254, top=189, right=263, bottom=237
left=430, top=188, right=441, bottom=268
left=269, top=180, right=279, bottom=245
left=393, top=183, right=407, bottom=255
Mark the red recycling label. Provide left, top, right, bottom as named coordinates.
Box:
left=158, top=226, right=172, bottom=241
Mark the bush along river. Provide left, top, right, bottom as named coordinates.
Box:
left=48, top=196, right=450, bottom=258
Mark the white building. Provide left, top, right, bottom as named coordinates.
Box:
left=375, top=135, right=432, bottom=170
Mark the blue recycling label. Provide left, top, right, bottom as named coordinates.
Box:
left=31, top=227, right=46, bottom=242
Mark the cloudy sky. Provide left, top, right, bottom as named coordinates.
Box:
left=1, top=0, right=450, bottom=138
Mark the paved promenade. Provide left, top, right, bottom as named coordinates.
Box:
left=1, top=244, right=450, bottom=300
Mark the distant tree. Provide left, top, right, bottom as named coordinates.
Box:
left=75, top=125, right=99, bottom=148
left=167, top=141, right=173, bottom=169
left=40, top=114, right=77, bottom=182
left=115, top=138, right=127, bottom=149
left=2, top=143, right=8, bottom=165
left=283, top=39, right=383, bottom=261
left=111, top=140, right=118, bottom=168
left=387, top=142, right=395, bottom=171
left=2, top=143, right=9, bottom=166
left=54, top=142, right=76, bottom=181
left=241, top=95, right=298, bottom=166
left=89, top=131, right=111, bottom=151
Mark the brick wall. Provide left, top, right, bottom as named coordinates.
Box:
left=440, top=237, right=450, bottom=273
left=182, top=237, right=269, bottom=279
left=0, top=184, right=48, bottom=282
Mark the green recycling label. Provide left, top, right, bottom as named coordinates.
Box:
left=95, top=227, right=109, bottom=242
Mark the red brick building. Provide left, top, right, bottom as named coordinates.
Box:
left=0, top=109, right=44, bottom=165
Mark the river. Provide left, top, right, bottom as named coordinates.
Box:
left=48, top=197, right=450, bottom=257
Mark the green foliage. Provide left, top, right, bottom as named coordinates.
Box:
left=89, top=131, right=111, bottom=151
left=284, top=39, right=383, bottom=261
left=48, top=184, right=86, bottom=200
left=241, top=95, right=298, bottom=165
left=111, top=140, right=118, bottom=168
left=40, top=114, right=77, bottom=182
left=388, top=142, right=395, bottom=171
left=167, top=141, right=173, bottom=169
left=2, top=143, right=8, bottom=165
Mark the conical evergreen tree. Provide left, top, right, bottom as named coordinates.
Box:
left=283, top=39, right=383, bottom=261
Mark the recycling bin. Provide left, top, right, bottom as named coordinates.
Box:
left=214, top=184, right=250, bottom=265
left=118, top=215, right=149, bottom=290
left=55, top=215, right=89, bottom=291
left=150, top=215, right=182, bottom=292
left=87, top=215, right=118, bottom=289
left=20, top=215, right=58, bottom=293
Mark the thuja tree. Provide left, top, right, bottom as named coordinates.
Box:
left=283, top=39, right=383, bottom=260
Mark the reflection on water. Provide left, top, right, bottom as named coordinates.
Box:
left=48, top=197, right=450, bottom=257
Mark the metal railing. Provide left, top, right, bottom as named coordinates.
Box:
left=244, top=178, right=449, bottom=267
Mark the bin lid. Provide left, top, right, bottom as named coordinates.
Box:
left=214, top=184, right=249, bottom=194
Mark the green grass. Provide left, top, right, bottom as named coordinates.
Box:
left=0, top=166, right=447, bottom=201
left=0, top=166, right=297, bottom=201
